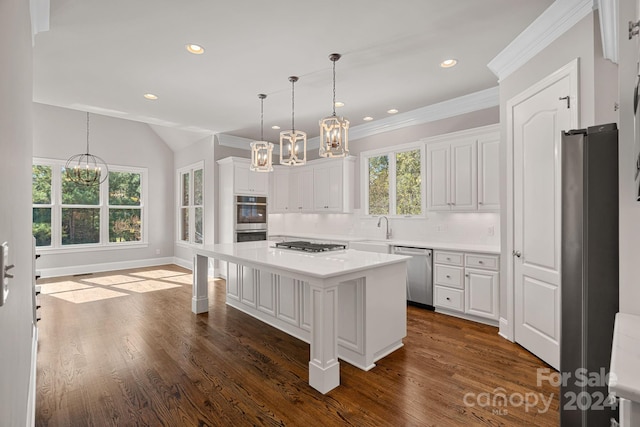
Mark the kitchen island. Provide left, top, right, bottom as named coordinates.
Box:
left=192, top=240, right=409, bottom=394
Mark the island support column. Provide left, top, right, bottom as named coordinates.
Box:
left=308, top=281, right=340, bottom=394
left=192, top=254, right=209, bottom=314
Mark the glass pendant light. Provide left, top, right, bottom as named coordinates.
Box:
left=65, top=112, right=109, bottom=185
left=250, top=94, right=274, bottom=172
left=319, top=53, right=349, bottom=158
left=280, top=76, right=307, bottom=166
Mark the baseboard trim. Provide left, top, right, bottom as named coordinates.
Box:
left=38, top=257, right=176, bottom=278
left=498, top=317, right=513, bottom=341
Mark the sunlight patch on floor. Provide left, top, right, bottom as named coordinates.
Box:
left=112, top=280, right=182, bottom=293
left=47, top=287, right=128, bottom=303
left=80, top=274, right=144, bottom=286
left=131, top=269, right=189, bottom=279
left=39, top=281, right=93, bottom=294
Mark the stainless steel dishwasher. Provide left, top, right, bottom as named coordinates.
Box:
left=392, top=246, right=433, bottom=309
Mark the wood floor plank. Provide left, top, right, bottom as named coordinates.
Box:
left=36, top=265, right=559, bottom=426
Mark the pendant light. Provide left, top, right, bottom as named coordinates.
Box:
left=250, top=94, right=274, bottom=172
left=65, top=112, right=109, bottom=185
left=280, top=76, right=307, bottom=166
left=319, top=53, right=349, bottom=158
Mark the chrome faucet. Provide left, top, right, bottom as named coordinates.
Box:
left=377, top=216, right=392, bottom=239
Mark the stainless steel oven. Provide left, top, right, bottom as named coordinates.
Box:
left=235, top=195, right=267, bottom=241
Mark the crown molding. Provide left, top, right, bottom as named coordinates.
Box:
left=597, top=0, right=618, bottom=63
left=488, top=0, right=595, bottom=81
left=217, top=86, right=499, bottom=151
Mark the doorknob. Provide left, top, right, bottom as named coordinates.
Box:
left=513, top=250, right=522, bottom=258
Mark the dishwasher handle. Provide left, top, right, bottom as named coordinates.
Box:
left=393, top=246, right=431, bottom=256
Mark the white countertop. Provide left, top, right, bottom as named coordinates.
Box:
left=195, top=240, right=409, bottom=279
left=609, top=312, right=640, bottom=402
left=269, top=232, right=500, bottom=254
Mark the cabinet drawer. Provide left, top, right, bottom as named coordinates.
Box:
left=434, top=264, right=464, bottom=289
left=434, top=251, right=463, bottom=266
left=434, top=286, right=464, bottom=312
left=465, top=253, right=499, bottom=270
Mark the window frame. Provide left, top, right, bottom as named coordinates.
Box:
left=32, top=157, right=148, bottom=254
left=176, top=161, right=204, bottom=247
left=360, top=141, right=426, bottom=218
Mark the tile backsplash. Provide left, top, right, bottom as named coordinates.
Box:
left=269, top=210, right=500, bottom=246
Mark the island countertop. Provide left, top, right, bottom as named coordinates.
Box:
left=195, top=240, right=410, bottom=279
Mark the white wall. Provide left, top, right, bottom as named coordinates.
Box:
left=269, top=107, right=501, bottom=247
left=32, top=104, right=175, bottom=275
left=173, top=135, right=215, bottom=266
left=618, top=0, right=640, bottom=315
left=0, top=0, right=36, bottom=424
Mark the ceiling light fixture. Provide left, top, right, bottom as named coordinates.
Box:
left=319, top=53, right=349, bottom=158
left=363, top=116, right=373, bottom=121
left=440, top=59, right=457, bottom=68
left=272, top=125, right=280, bottom=130
left=387, top=108, right=399, bottom=114
left=144, top=93, right=158, bottom=100
left=186, top=44, right=205, bottom=55
left=280, top=76, right=307, bottom=166
left=65, top=112, right=109, bottom=186
left=250, top=94, right=273, bottom=173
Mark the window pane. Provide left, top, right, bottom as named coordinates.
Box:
left=109, top=171, right=141, bottom=206
left=33, top=208, right=52, bottom=246
left=194, top=207, right=203, bottom=244
left=61, top=169, right=99, bottom=205
left=181, top=208, right=189, bottom=241
left=109, top=209, right=141, bottom=242
left=32, top=165, right=52, bottom=204
left=368, top=155, right=389, bottom=215
left=194, top=169, right=203, bottom=206
left=61, top=208, right=100, bottom=245
left=182, top=173, right=189, bottom=206
left=396, top=149, right=422, bottom=215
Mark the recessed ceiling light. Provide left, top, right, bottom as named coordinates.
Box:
left=387, top=109, right=398, bottom=114
left=440, top=59, right=457, bottom=68
left=271, top=125, right=280, bottom=130
left=143, top=93, right=158, bottom=100
left=186, top=44, right=205, bottom=55
left=363, top=116, right=373, bottom=121
left=334, top=101, right=344, bottom=108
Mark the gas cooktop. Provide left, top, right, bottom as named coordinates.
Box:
left=274, top=241, right=347, bottom=253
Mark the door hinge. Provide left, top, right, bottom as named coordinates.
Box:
left=630, top=20, right=640, bottom=39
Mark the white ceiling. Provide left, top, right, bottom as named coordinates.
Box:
left=33, top=0, right=554, bottom=151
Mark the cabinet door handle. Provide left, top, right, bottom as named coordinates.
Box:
left=446, top=297, right=451, bottom=301
left=479, top=201, right=484, bottom=205
left=465, top=273, right=469, bottom=277
left=446, top=275, right=451, bottom=279
left=478, top=260, right=484, bottom=264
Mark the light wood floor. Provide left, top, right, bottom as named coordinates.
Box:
left=35, top=265, right=559, bottom=426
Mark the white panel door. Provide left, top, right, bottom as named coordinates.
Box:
left=465, top=268, right=498, bottom=320
left=512, top=70, right=574, bottom=370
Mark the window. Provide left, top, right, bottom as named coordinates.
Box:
left=362, top=144, right=424, bottom=216
left=32, top=158, right=147, bottom=251
left=177, top=162, right=204, bottom=245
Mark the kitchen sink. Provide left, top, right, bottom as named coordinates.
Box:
left=349, top=240, right=391, bottom=254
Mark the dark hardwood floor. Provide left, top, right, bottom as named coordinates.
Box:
left=35, top=265, right=559, bottom=426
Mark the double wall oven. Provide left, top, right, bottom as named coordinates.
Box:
left=235, top=195, right=268, bottom=242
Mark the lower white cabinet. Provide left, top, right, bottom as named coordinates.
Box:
left=433, top=250, right=499, bottom=323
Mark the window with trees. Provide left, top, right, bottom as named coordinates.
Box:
left=32, top=159, right=147, bottom=250
left=362, top=145, right=424, bottom=216
left=177, top=162, right=204, bottom=245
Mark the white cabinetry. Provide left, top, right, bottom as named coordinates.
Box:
left=477, top=136, right=500, bottom=211
left=268, top=157, right=354, bottom=214
left=425, top=124, right=499, bottom=212
left=434, top=250, right=499, bottom=324
left=234, top=160, right=268, bottom=195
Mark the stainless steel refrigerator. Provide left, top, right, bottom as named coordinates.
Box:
left=561, top=124, right=619, bottom=426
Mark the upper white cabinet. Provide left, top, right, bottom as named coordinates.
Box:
left=234, top=160, right=268, bottom=195
left=477, top=136, right=500, bottom=211
left=269, top=157, right=354, bottom=214
left=425, top=125, right=499, bottom=212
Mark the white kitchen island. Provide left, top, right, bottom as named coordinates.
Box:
left=192, top=240, right=409, bottom=394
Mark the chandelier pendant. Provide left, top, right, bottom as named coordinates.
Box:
left=280, top=76, right=307, bottom=166
left=319, top=53, right=349, bottom=158
left=250, top=94, right=274, bottom=172
left=65, top=112, right=109, bottom=185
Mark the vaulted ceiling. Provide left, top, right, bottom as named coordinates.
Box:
left=33, top=0, right=554, bottom=150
